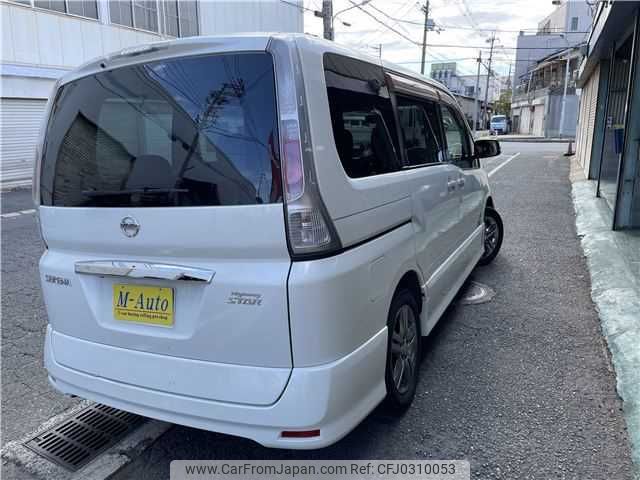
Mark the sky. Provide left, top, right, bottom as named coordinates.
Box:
left=299, top=0, right=567, bottom=78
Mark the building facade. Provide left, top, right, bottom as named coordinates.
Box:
left=510, top=45, right=583, bottom=137
left=430, top=62, right=504, bottom=129
left=0, top=0, right=303, bottom=187
left=510, top=0, right=592, bottom=137
left=574, top=0, right=640, bottom=230
left=513, top=0, right=592, bottom=89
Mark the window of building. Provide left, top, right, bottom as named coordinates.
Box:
left=133, top=0, right=158, bottom=32
left=110, top=0, right=134, bottom=27
left=570, top=16, right=579, bottom=31
left=439, top=104, right=471, bottom=166
left=178, top=1, right=198, bottom=37
left=33, top=0, right=98, bottom=18
left=110, top=1, right=160, bottom=33
left=68, top=0, right=98, bottom=19
left=34, top=0, right=65, bottom=13
left=397, top=98, right=441, bottom=166
left=324, top=53, right=401, bottom=178
left=162, top=0, right=180, bottom=36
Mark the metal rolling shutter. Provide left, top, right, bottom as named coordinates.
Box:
left=575, top=65, right=600, bottom=174
left=1, top=98, right=47, bottom=187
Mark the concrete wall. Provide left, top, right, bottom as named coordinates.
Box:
left=0, top=0, right=303, bottom=98
left=545, top=93, right=579, bottom=137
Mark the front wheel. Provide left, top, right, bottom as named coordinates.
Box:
left=384, top=289, right=421, bottom=413
left=478, top=207, right=503, bottom=266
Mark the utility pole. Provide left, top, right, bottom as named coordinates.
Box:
left=473, top=51, right=482, bottom=133
left=558, top=53, right=571, bottom=137
left=482, top=33, right=496, bottom=128
left=420, top=1, right=430, bottom=75
left=322, top=0, right=333, bottom=40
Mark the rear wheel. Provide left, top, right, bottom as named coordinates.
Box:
left=478, top=207, right=503, bottom=266
left=384, top=289, right=421, bottom=413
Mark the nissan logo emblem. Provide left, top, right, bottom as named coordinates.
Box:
left=120, top=216, right=140, bottom=238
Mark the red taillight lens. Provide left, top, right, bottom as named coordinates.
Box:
left=282, top=120, right=304, bottom=202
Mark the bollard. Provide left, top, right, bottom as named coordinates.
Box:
left=564, top=140, right=574, bottom=157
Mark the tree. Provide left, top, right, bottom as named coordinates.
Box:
left=495, top=89, right=512, bottom=116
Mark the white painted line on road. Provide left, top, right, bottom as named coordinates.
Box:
left=1, top=209, right=36, bottom=219
left=489, top=152, right=521, bottom=178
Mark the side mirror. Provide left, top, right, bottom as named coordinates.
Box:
left=474, top=139, right=501, bottom=159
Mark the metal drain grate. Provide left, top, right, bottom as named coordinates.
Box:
left=24, top=403, right=146, bottom=471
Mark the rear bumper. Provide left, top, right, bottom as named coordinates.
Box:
left=44, top=325, right=387, bottom=449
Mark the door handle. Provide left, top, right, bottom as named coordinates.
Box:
left=447, top=180, right=457, bottom=192
left=457, top=177, right=466, bottom=188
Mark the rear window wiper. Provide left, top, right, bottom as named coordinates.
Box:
left=82, top=187, right=189, bottom=197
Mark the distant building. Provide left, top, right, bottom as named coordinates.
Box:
left=430, top=62, right=505, bottom=128
left=510, top=45, right=583, bottom=137
left=512, top=0, right=593, bottom=90
left=0, top=0, right=303, bottom=187
left=510, top=0, right=592, bottom=137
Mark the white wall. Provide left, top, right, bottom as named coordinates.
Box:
left=0, top=0, right=303, bottom=98
left=199, top=0, right=303, bottom=35
left=1, top=0, right=303, bottom=70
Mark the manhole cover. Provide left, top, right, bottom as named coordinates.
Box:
left=457, top=281, right=495, bottom=305
left=24, top=403, right=145, bottom=471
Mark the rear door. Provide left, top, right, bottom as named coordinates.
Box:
left=37, top=52, right=292, bottom=401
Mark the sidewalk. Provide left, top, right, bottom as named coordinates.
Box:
left=476, top=133, right=572, bottom=143
left=571, top=159, right=640, bottom=476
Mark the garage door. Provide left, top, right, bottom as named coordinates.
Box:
left=520, top=107, right=531, bottom=134
left=575, top=65, right=600, bottom=175
left=533, top=105, right=545, bottom=137
left=1, top=98, right=47, bottom=187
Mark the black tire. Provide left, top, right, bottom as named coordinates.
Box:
left=384, top=288, right=421, bottom=413
left=478, top=207, right=503, bottom=266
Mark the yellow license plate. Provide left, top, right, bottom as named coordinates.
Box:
left=113, top=284, right=174, bottom=327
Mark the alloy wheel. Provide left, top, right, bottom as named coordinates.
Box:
left=390, top=304, right=418, bottom=394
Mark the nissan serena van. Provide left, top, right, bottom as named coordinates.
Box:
left=35, top=34, right=503, bottom=449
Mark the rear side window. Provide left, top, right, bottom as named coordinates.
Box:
left=397, top=97, right=441, bottom=166
left=40, top=53, right=281, bottom=207
left=324, top=53, right=400, bottom=178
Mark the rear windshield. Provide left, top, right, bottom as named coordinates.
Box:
left=491, top=115, right=506, bottom=122
left=40, top=53, right=281, bottom=207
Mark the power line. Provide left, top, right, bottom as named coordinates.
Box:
left=346, top=0, right=421, bottom=46
left=278, top=0, right=318, bottom=14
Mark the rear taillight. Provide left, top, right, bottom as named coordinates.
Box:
left=270, top=38, right=341, bottom=259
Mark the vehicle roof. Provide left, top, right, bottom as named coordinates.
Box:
left=57, top=32, right=455, bottom=103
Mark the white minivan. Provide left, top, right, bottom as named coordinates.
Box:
left=35, top=34, right=504, bottom=449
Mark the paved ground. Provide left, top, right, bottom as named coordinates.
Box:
left=113, top=143, right=634, bottom=479
left=1, top=144, right=634, bottom=479
left=0, top=193, right=79, bottom=447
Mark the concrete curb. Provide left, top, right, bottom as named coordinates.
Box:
left=570, top=163, right=640, bottom=479
left=1, top=401, right=171, bottom=480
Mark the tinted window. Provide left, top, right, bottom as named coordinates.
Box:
left=439, top=104, right=471, bottom=164
left=324, top=53, right=400, bottom=178
left=40, top=53, right=281, bottom=207
left=397, top=97, right=441, bottom=166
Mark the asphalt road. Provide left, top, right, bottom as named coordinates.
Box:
left=0, top=143, right=634, bottom=479
left=113, top=143, right=634, bottom=479
left=0, top=194, right=79, bottom=446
